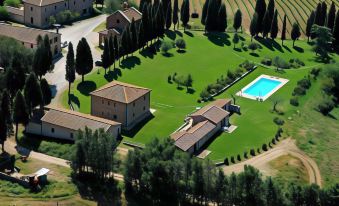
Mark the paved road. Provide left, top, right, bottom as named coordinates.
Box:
left=45, top=14, right=107, bottom=105
left=222, top=138, right=322, bottom=187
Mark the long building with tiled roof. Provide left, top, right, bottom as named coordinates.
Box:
left=90, top=81, right=151, bottom=131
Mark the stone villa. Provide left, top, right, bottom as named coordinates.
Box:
left=90, top=81, right=151, bottom=131
left=0, top=23, right=61, bottom=57
left=171, top=99, right=239, bottom=154
left=98, top=7, right=142, bottom=46
left=6, top=0, right=93, bottom=28
left=26, top=107, right=121, bottom=141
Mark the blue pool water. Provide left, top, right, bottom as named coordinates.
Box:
left=243, top=78, right=282, bottom=97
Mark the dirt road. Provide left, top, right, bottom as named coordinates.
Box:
left=222, top=138, right=322, bottom=187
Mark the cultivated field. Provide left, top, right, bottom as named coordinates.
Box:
left=133, top=0, right=339, bottom=35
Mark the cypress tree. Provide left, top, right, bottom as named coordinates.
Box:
left=270, top=10, right=278, bottom=39
left=281, top=15, right=287, bottom=45
left=333, top=11, right=339, bottom=47
left=233, top=9, right=242, bottom=32
left=23, top=72, right=42, bottom=115
left=65, top=42, right=75, bottom=100
left=6, top=57, right=26, bottom=97
left=255, top=0, right=267, bottom=33
left=0, top=110, right=7, bottom=152
left=250, top=12, right=258, bottom=41
left=130, top=19, right=138, bottom=52
left=113, top=35, right=119, bottom=67
left=101, top=38, right=110, bottom=74
left=40, top=78, right=52, bottom=106
left=205, top=0, right=221, bottom=32
left=173, top=0, right=179, bottom=30
left=314, top=3, right=322, bottom=26
left=1, top=90, right=11, bottom=127
left=42, top=35, right=53, bottom=76
left=141, top=3, right=149, bottom=44
left=327, top=2, right=336, bottom=31
left=262, top=10, right=271, bottom=38
left=291, top=22, right=301, bottom=47
left=306, top=11, right=316, bottom=42
left=157, top=2, right=165, bottom=37
left=201, top=0, right=210, bottom=26
left=180, top=0, right=190, bottom=32
left=108, top=35, right=114, bottom=68
left=217, top=3, right=227, bottom=32
left=13, top=91, right=29, bottom=143
left=165, top=1, right=172, bottom=30
left=75, top=38, right=93, bottom=82
left=267, top=0, right=275, bottom=21
left=138, top=21, right=145, bottom=50
left=320, top=1, right=327, bottom=26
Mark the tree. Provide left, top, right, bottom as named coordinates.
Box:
left=40, top=78, right=52, bottom=106
left=175, top=38, right=186, bottom=51
left=201, top=0, right=210, bottom=26
left=75, top=38, right=93, bottom=82
left=172, top=0, right=179, bottom=30
left=306, top=11, right=316, bottom=42
left=180, top=0, right=190, bottom=31
left=314, top=3, right=322, bottom=26
left=113, top=35, right=119, bottom=67
left=65, top=42, right=75, bottom=101
left=1, top=90, right=11, bottom=127
left=6, top=55, right=26, bottom=97
left=102, top=38, right=110, bottom=75
left=0, top=110, right=7, bottom=152
left=291, top=22, right=301, bottom=47
left=265, top=177, right=284, bottom=206
left=262, top=10, right=271, bottom=38
left=267, top=0, right=275, bottom=21
left=165, top=1, right=172, bottom=29
left=184, top=74, right=193, bottom=91
left=130, top=19, right=138, bottom=53
left=161, top=41, right=173, bottom=54
left=254, top=0, right=266, bottom=34
left=312, top=25, right=333, bottom=61
left=281, top=15, right=287, bottom=45
left=108, top=35, right=114, bottom=67
left=217, top=3, right=227, bottom=32
left=320, top=1, right=327, bottom=26
left=13, top=91, right=29, bottom=143
left=23, top=73, right=42, bottom=115
left=333, top=11, right=339, bottom=47
left=33, top=35, right=53, bottom=80
left=250, top=12, right=258, bottom=41
left=233, top=33, right=240, bottom=49
left=233, top=9, right=242, bottom=32
left=205, top=0, right=222, bottom=32
left=270, top=10, right=278, bottom=39
left=327, top=2, right=336, bottom=31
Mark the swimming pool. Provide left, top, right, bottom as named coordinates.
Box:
left=237, top=75, right=289, bottom=101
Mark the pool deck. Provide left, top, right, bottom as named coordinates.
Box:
left=236, top=74, right=289, bottom=101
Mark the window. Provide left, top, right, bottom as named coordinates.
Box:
left=144, top=96, right=146, bottom=101
left=114, top=103, right=116, bottom=107
left=143, top=106, right=145, bottom=111
left=113, top=115, right=117, bottom=119
left=30, top=7, right=33, bottom=11
left=102, top=99, right=104, bottom=104
left=50, top=39, right=52, bottom=44
left=51, top=128, right=55, bottom=133
left=30, top=44, right=33, bottom=48
left=55, top=6, right=57, bottom=10
left=54, top=37, right=58, bottom=43
left=133, top=113, right=135, bottom=117
left=30, top=17, right=33, bottom=24
left=65, top=3, right=66, bottom=7
left=83, top=9, right=87, bottom=14
left=133, top=102, right=135, bottom=107
left=102, top=112, right=104, bottom=115
left=116, top=19, right=120, bottom=24
left=108, top=101, right=110, bottom=106
left=70, top=133, right=74, bottom=139
left=74, top=1, right=75, bottom=5
left=45, top=18, right=47, bottom=22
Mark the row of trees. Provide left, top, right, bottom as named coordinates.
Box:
left=124, top=137, right=339, bottom=205
left=201, top=0, right=227, bottom=32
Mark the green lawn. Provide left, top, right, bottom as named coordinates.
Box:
left=60, top=30, right=333, bottom=162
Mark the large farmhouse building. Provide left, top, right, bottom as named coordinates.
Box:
left=171, top=99, right=237, bottom=154
left=98, top=7, right=142, bottom=46
left=0, top=23, right=61, bottom=56
left=26, top=107, right=121, bottom=141
left=6, top=0, right=93, bottom=28
left=90, top=81, right=151, bottom=131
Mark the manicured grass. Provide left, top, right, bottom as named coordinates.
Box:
left=60, top=31, right=335, bottom=163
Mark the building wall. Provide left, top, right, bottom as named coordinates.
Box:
left=106, top=12, right=130, bottom=31
left=24, top=3, right=43, bottom=27
left=99, top=32, right=121, bottom=47
left=17, top=33, right=61, bottom=57
left=107, top=125, right=121, bottom=138
left=41, top=122, right=77, bottom=141
left=25, top=122, right=42, bottom=135
left=5, top=6, right=24, bottom=23
left=91, top=92, right=151, bottom=130
left=196, top=123, right=221, bottom=150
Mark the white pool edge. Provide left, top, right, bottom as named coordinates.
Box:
left=236, top=74, right=289, bottom=101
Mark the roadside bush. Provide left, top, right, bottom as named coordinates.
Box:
left=290, top=97, right=299, bottom=106
left=4, top=0, right=20, bottom=8
left=234, top=68, right=244, bottom=78
left=262, top=144, right=268, bottom=151
left=317, top=95, right=335, bottom=115
left=200, top=88, right=210, bottom=100
left=261, top=57, right=272, bottom=66
left=226, top=70, right=236, bottom=81
left=272, top=138, right=276, bottom=145
left=237, top=154, right=241, bottom=161
left=230, top=156, right=235, bottom=163
left=240, top=60, right=255, bottom=71
left=257, top=148, right=260, bottom=154
left=167, top=75, right=172, bottom=83
left=224, top=157, right=229, bottom=165
left=244, top=151, right=248, bottom=159
left=175, top=38, right=186, bottom=51
left=250, top=149, right=255, bottom=156
left=0, top=6, right=9, bottom=21
left=273, top=117, right=285, bottom=126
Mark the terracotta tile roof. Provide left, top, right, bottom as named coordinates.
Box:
left=172, top=121, right=216, bottom=151
left=189, top=105, right=229, bottom=125
left=0, top=23, right=60, bottom=45
left=90, top=81, right=151, bottom=104
left=207, top=99, right=232, bottom=108
left=23, top=0, right=64, bottom=6
left=41, top=107, right=121, bottom=132
left=123, top=7, right=142, bottom=22
left=98, top=28, right=120, bottom=35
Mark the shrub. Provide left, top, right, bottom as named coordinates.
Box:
left=272, top=138, right=276, bottom=145
left=244, top=151, right=248, bottom=159
left=262, top=144, right=268, bottom=151
left=161, top=41, right=174, bottom=54
left=293, top=86, right=306, bottom=96
left=167, top=75, right=172, bottom=83
left=4, top=0, right=20, bottom=7
left=0, top=6, right=9, bottom=21
left=224, top=157, right=229, bottom=165
left=248, top=42, right=259, bottom=52
left=230, top=156, right=235, bottom=163
left=234, top=68, right=244, bottom=78
left=175, top=38, right=186, bottom=51
left=200, top=88, right=210, bottom=100
left=273, top=56, right=290, bottom=69
left=317, top=96, right=335, bottom=115
left=227, top=70, right=236, bottom=81
left=310, top=68, right=321, bottom=79
left=297, top=78, right=311, bottom=89
left=289, top=58, right=305, bottom=68
left=261, top=57, right=272, bottom=66
left=237, top=154, right=241, bottom=161
left=257, top=148, right=260, bottom=154
left=240, top=60, right=255, bottom=71
left=191, top=12, right=199, bottom=18
left=250, top=149, right=255, bottom=156
left=290, top=97, right=299, bottom=106
left=53, top=10, right=80, bottom=24
left=273, top=117, right=285, bottom=126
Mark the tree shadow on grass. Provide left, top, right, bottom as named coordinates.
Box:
left=250, top=52, right=259, bottom=57
left=177, top=49, right=186, bottom=53
left=77, top=81, right=97, bottom=96
left=162, top=52, right=174, bottom=57
left=69, top=94, right=80, bottom=108
left=165, top=30, right=176, bottom=40
left=175, top=30, right=183, bottom=37
left=256, top=37, right=274, bottom=51
left=184, top=30, right=194, bottom=37
left=120, top=56, right=141, bottom=69
left=122, top=114, right=155, bottom=138
left=283, top=45, right=292, bottom=52
left=140, top=47, right=156, bottom=59
left=233, top=48, right=242, bottom=52
left=187, top=88, right=195, bottom=94
left=104, top=68, right=122, bottom=82
left=270, top=39, right=284, bottom=53
left=206, top=32, right=230, bottom=47
left=293, top=46, right=304, bottom=53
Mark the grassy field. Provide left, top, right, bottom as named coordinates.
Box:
left=60, top=30, right=333, bottom=163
